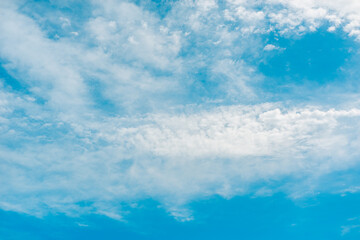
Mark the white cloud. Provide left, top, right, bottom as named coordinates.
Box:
left=224, top=0, right=360, bottom=39
left=1, top=99, right=360, bottom=220
left=1, top=0, right=360, bottom=221
left=0, top=5, right=89, bottom=115
left=264, top=44, right=279, bottom=51
left=0, top=0, right=186, bottom=115
left=342, top=223, right=360, bottom=236
left=88, top=1, right=181, bottom=70
left=327, top=26, right=336, bottom=32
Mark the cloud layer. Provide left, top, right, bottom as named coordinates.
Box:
left=2, top=99, right=360, bottom=219
left=1, top=0, right=360, bottom=220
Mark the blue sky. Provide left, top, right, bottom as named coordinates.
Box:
left=1, top=0, right=360, bottom=239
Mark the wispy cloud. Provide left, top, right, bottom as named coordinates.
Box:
left=1, top=0, right=360, bottom=221
left=1, top=99, right=360, bottom=220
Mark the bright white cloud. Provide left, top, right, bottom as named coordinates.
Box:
left=264, top=44, right=279, bottom=51
left=1, top=99, right=360, bottom=220
left=88, top=1, right=182, bottom=70
left=224, top=0, right=360, bottom=39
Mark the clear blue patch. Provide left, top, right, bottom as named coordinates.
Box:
left=258, top=30, right=357, bottom=102
left=0, top=62, right=28, bottom=93
left=2, top=192, right=360, bottom=239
